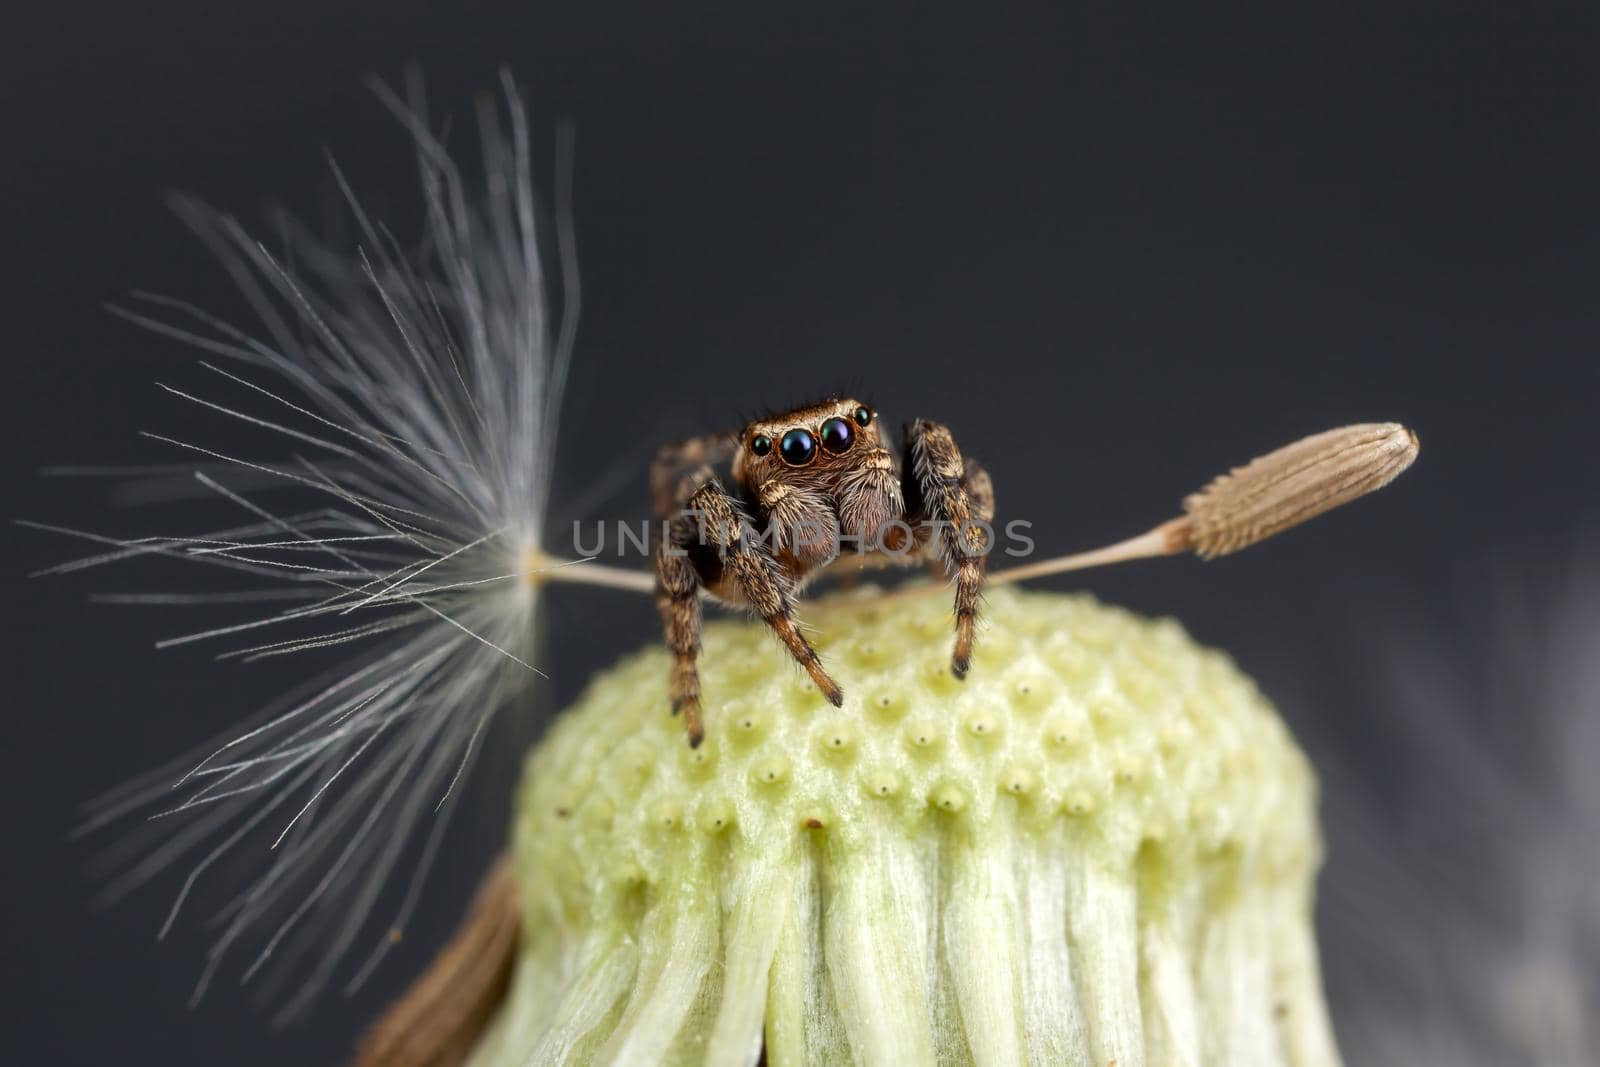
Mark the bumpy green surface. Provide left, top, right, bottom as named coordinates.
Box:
left=512, top=585, right=1317, bottom=912
left=475, top=587, right=1338, bottom=1067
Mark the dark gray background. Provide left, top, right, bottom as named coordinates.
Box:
left=4, top=2, right=1597, bottom=1064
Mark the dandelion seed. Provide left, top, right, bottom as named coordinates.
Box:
left=48, top=72, right=588, bottom=1017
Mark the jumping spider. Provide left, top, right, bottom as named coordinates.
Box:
left=652, top=397, right=995, bottom=745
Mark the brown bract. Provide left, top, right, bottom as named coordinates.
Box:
left=354, top=858, right=519, bottom=1067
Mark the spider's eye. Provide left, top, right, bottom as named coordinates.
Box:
left=779, top=428, right=817, bottom=466
left=750, top=434, right=772, bottom=456
left=853, top=405, right=873, bottom=427
left=819, top=416, right=855, bottom=455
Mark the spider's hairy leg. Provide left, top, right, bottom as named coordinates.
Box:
left=656, top=507, right=707, bottom=746
left=906, top=419, right=994, bottom=679
left=689, top=477, right=844, bottom=715
left=651, top=439, right=734, bottom=746
left=962, top=457, right=995, bottom=526
left=650, top=432, right=738, bottom=517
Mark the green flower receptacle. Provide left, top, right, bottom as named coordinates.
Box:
left=472, top=587, right=1340, bottom=1067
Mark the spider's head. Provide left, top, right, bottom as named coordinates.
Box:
left=732, top=398, right=884, bottom=501
left=734, top=396, right=899, bottom=560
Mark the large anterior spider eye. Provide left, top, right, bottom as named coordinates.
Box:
left=819, top=416, right=854, bottom=455
left=750, top=434, right=772, bottom=456
left=779, top=428, right=817, bottom=466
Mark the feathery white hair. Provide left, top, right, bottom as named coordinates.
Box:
left=38, top=72, right=574, bottom=1021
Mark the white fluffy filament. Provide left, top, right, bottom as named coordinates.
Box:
left=47, top=72, right=574, bottom=1021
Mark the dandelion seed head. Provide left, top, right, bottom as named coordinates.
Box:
left=47, top=71, right=578, bottom=1020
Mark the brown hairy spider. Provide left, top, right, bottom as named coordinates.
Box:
left=651, top=397, right=995, bottom=745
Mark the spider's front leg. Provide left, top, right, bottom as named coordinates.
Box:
left=651, top=431, right=738, bottom=517
left=904, top=419, right=996, bottom=678
left=656, top=506, right=708, bottom=746
left=652, top=436, right=737, bottom=745
left=657, top=467, right=843, bottom=745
